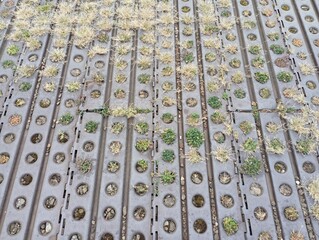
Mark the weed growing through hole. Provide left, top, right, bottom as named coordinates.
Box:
left=85, top=121, right=98, bottom=133
left=266, top=138, right=286, bottom=154
left=240, top=156, right=262, bottom=177
left=160, top=170, right=176, bottom=184
left=58, top=112, right=74, bottom=125
left=212, top=146, right=232, bottom=163
left=6, top=44, right=19, bottom=56
left=76, top=158, right=92, bottom=174
left=222, top=217, right=238, bottom=236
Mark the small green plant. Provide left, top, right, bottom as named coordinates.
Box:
left=267, top=32, right=279, bottom=41
left=229, top=58, right=241, bottom=68
left=239, top=121, right=253, bottom=135
left=136, top=159, right=148, bottom=172
left=242, top=138, right=258, bottom=153
left=138, top=74, right=151, bottom=84
left=231, top=72, right=244, bottom=84
left=135, top=138, right=152, bottom=152
left=234, top=89, right=246, bottom=99
left=205, top=52, right=216, bottom=62
left=222, top=217, right=238, bottom=236
left=254, top=72, right=269, bottom=84
left=160, top=170, right=176, bottom=184
left=211, top=111, right=226, bottom=124
left=307, top=177, right=319, bottom=202
left=270, top=44, right=285, bottom=54
left=66, top=81, right=81, bottom=92
left=111, top=122, right=124, bottom=134
left=186, top=113, right=200, bottom=126
left=251, top=56, right=265, bottom=68
left=213, top=146, right=232, bottom=163
left=186, top=128, right=204, bottom=148
left=41, top=65, right=59, bottom=78
left=76, top=158, right=92, bottom=174
left=248, top=45, right=262, bottom=55
left=277, top=71, right=293, bottom=83
left=222, top=92, right=229, bottom=101
left=134, top=122, right=149, bottom=135
left=58, top=112, right=73, bottom=125
left=19, top=82, right=32, bottom=92
left=161, top=113, right=174, bottom=124
left=208, top=96, right=222, bottom=109
left=43, top=81, right=56, bottom=92
left=266, top=138, right=285, bottom=154
left=6, top=44, right=20, bottom=56
left=295, top=138, right=316, bottom=155
left=240, top=156, right=262, bottom=177
left=183, top=52, right=194, bottom=63
left=161, top=129, right=176, bottom=145
left=284, top=206, right=299, bottom=221
left=162, top=149, right=175, bottom=163
left=85, top=121, right=98, bottom=133
left=2, top=60, right=16, bottom=69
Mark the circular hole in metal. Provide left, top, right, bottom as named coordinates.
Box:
left=54, top=152, right=65, bottom=164
left=247, top=33, right=257, bottom=41
left=49, top=174, right=61, bottom=186
left=259, top=88, right=271, bottom=99
left=83, top=141, right=94, bottom=152
left=101, top=233, right=113, bottom=240
left=109, top=141, right=122, bottom=154
left=114, top=89, right=126, bottom=99
left=285, top=15, right=294, bottom=22
left=44, top=196, right=57, bottom=209
left=105, top=183, right=118, bottom=196
left=254, top=207, right=268, bottom=221
left=77, top=183, right=89, bottom=196
left=0, top=152, right=10, bottom=164
left=136, top=160, right=148, bottom=173
left=191, top=172, right=203, bottom=184
left=134, top=182, right=148, bottom=196
left=133, top=207, right=146, bottom=221
left=4, top=133, right=15, bottom=143
left=14, top=197, right=26, bottom=210
left=289, top=27, right=298, bottom=34
left=57, top=132, right=69, bottom=143
left=281, top=4, right=290, bottom=11
left=107, top=161, right=120, bottom=173
left=242, top=10, right=251, bottom=17
left=279, top=183, right=292, bottom=196
left=274, top=161, right=287, bottom=173
left=20, top=174, right=32, bottom=185
left=284, top=206, right=299, bottom=221
left=0, top=74, right=7, bottom=83
left=139, top=90, right=149, bottom=98
left=309, top=27, right=318, bottom=34
left=226, top=33, right=236, bottom=41
left=132, top=233, right=145, bottom=240
left=305, top=16, right=314, bottom=22
left=8, top=221, right=21, bottom=235
left=192, top=194, right=205, bottom=208
left=220, top=194, right=234, bottom=208
left=184, top=82, right=196, bottom=91
left=70, top=233, right=82, bottom=240
left=219, top=171, right=231, bottom=184
left=73, top=207, right=86, bottom=220
left=91, top=90, right=101, bottom=99
left=36, top=115, right=47, bottom=125
left=163, top=219, right=176, bottom=233
left=31, top=133, right=42, bottom=144
left=186, top=98, right=197, bottom=107
left=74, top=55, right=83, bottom=63
left=311, top=96, right=319, bottom=105
left=65, top=99, right=75, bottom=108
left=9, top=114, right=22, bottom=126
left=25, top=153, right=38, bottom=164
left=5, top=0, right=15, bottom=8
left=303, top=161, right=315, bottom=173
left=70, top=68, right=81, bottom=77
left=250, top=182, right=263, bottom=196
left=103, top=207, right=116, bottom=220
left=163, top=194, right=176, bottom=208
left=39, top=98, right=51, bottom=108
left=306, top=81, right=316, bottom=89
left=301, top=5, right=309, bottom=11
left=213, top=131, right=226, bottom=143
left=193, top=219, right=207, bottom=233
left=95, top=61, right=105, bottom=69
left=28, top=54, right=38, bottom=62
